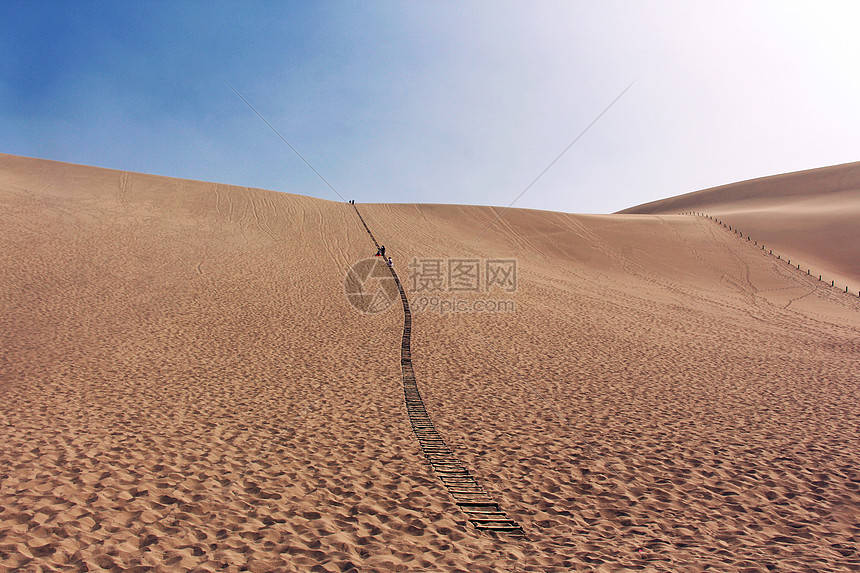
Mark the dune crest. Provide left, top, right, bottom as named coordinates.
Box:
left=619, top=161, right=860, bottom=288
left=2, top=154, right=858, bottom=571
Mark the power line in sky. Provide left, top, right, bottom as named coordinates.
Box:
left=474, top=79, right=637, bottom=242
left=225, top=80, right=346, bottom=203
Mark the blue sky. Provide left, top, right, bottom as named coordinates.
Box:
left=2, top=1, right=859, bottom=213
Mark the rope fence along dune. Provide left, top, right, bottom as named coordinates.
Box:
left=350, top=203, right=524, bottom=535
left=681, top=212, right=859, bottom=297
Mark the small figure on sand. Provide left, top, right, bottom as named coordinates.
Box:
left=376, top=245, right=386, bottom=258
left=387, top=256, right=393, bottom=267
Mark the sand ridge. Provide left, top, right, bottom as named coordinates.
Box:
left=2, top=153, right=859, bottom=571
left=686, top=211, right=859, bottom=295
left=619, top=161, right=860, bottom=288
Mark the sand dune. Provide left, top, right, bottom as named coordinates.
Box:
left=619, top=161, right=860, bottom=289
left=2, top=153, right=859, bottom=571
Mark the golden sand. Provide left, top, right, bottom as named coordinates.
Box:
left=2, top=153, right=858, bottom=571
left=620, top=161, right=860, bottom=289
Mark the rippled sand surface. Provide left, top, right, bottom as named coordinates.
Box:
left=2, top=154, right=858, bottom=571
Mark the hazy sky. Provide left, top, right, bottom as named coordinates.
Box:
left=2, top=1, right=859, bottom=213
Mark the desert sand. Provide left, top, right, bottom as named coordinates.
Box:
left=619, top=161, right=860, bottom=290
left=1, top=152, right=858, bottom=572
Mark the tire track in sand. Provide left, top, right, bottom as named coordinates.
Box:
left=351, top=203, right=525, bottom=536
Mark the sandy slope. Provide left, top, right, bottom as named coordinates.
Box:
left=1, top=153, right=859, bottom=572
left=618, top=161, right=860, bottom=290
